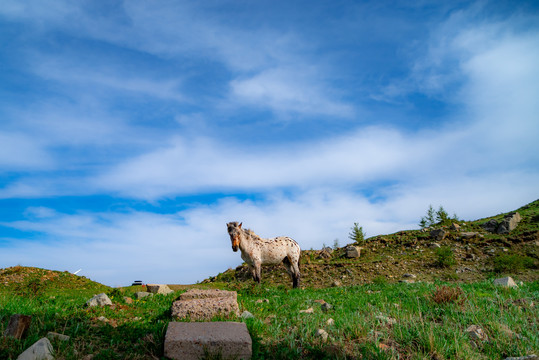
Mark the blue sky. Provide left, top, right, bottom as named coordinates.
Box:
left=1, top=0, right=538, bottom=286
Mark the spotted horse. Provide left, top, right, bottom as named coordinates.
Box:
left=226, top=222, right=301, bottom=288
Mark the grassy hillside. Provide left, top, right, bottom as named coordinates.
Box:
left=207, top=199, right=539, bottom=288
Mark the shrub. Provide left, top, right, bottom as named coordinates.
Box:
left=348, top=223, right=366, bottom=244
left=431, top=285, right=465, bottom=305
left=434, top=246, right=456, bottom=268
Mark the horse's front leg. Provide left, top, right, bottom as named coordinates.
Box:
left=252, top=262, right=261, bottom=284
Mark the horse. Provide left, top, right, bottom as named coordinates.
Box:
left=226, top=221, right=301, bottom=288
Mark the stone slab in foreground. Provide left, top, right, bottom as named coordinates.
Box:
left=164, top=321, right=251, bottom=360
left=171, top=289, right=239, bottom=320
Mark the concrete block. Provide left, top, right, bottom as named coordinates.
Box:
left=164, top=322, right=251, bottom=360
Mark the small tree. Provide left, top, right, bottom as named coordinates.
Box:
left=420, top=205, right=459, bottom=228
left=349, top=223, right=366, bottom=244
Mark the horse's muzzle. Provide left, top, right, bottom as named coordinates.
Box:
left=232, top=245, right=238, bottom=252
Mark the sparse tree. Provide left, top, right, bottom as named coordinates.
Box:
left=349, top=223, right=366, bottom=244
left=420, top=205, right=460, bottom=228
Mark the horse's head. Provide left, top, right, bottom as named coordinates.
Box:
left=227, top=221, right=242, bottom=252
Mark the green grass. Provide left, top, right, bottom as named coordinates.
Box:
left=1, top=281, right=538, bottom=359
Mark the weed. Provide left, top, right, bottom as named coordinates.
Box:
left=431, top=285, right=464, bottom=305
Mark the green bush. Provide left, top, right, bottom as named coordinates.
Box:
left=435, top=246, right=456, bottom=268
left=493, top=254, right=535, bottom=273
left=420, top=205, right=459, bottom=228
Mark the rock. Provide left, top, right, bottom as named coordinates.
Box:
left=146, top=284, right=174, bottom=295
left=466, top=325, right=488, bottom=341
left=321, top=302, right=333, bottom=312
left=451, top=223, right=461, bottom=231
left=482, top=219, right=499, bottom=232
left=429, top=243, right=441, bottom=249
left=4, top=314, right=32, bottom=339
left=332, top=280, right=342, bottom=287
left=318, top=249, right=332, bottom=259
left=299, top=307, right=314, bottom=314
left=430, top=229, right=447, bottom=241
left=17, top=337, right=54, bottom=360
left=375, top=315, right=396, bottom=325
left=326, top=318, right=335, bottom=326
left=164, top=322, right=252, bottom=360
left=47, top=332, right=70, bottom=342
left=315, top=329, right=328, bottom=342
left=241, top=311, right=254, bottom=320
left=402, top=274, right=417, bottom=279
left=504, top=355, right=538, bottom=360
left=322, top=246, right=333, bottom=254
left=124, top=297, right=133, bottom=304
left=498, top=213, right=522, bottom=234
left=494, top=277, right=518, bottom=288
left=461, top=232, right=481, bottom=239
left=465, top=253, right=476, bottom=261
left=255, top=299, right=269, bottom=304
left=134, top=292, right=153, bottom=300
left=345, top=245, right=361, bottom=258
left=171, top=289, right=239, bottom=321
left=86, top=293, right=112, bottom=307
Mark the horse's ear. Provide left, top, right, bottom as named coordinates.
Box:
left=239, top=222, right=242, bottom=228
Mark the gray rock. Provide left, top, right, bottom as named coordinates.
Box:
left=17, top=338, right=54, bottom=360
left=241, top=311, right=254, bottom=320
left=318, top=249, right=332, bottom=259
left=504, top=355, right=538, bottom=360
left=450, top=223, right=461, bottom=231
left=482, top=219, right=499, bottom=232
left=494, top=276, right=518, bottom=288
left=164, top=322, right=252, bottom=360
left=498, top=213, right=522, bottom=234
left=345, top=245, right=361, bottom=258
left=460, top=232, right=481, bottom=239
left=321, top=302, right=333, bottom=312
left=402, top=273, right=417, bottom=279
left=332, top=280, right=342, bottom=287
left=86, top=293, right=112, bottom=307
left=315, top=329, right=329, bottom=342
left=429, top=243, right=442, bottom=249
left=47, top=331, right=70, bottom=342
left=466, top=325, right=488, bottom=341
left=134, top=292, right=153, bottom=300
left=146, top=284, right=174, bottom=295
left=430, top=229, right=447, bottom=241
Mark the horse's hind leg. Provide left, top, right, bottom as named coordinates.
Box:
left=283, top=256, right=300, bottom=288
left=251, top=263, right=261, bottom=284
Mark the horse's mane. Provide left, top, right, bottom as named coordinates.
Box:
left=243, top=228, right=262, bottom=242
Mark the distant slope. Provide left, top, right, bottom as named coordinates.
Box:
left=205, top=199, right=539, bottom=287
left=0, top=266, right=109, bottom=293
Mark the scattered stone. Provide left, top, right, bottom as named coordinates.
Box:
left=430, top=229, right=447, bottom=241
left=255, top=299, right=269, bottom=304
left=482, top=219, right=499, bottom=232
left=326, top=318, right=335, bottom=326
left=241, top=311, right=254, bottom=320
left=47, top=332, right=70, bottom=342
left=494, top=277, right=518, bottom=288
left=345, top=245, right=361, bottom=258
left=319, top=249, right=332, bottom=259
left=86, top=293, right=112, bottom=307
left=17, top=337, right=54, bottom=360
left=322, top=246, right=334, bottom=254
left=321, top=302, right=333, bottom=312
left=313, top=299, right=326, bottom=304
left=97, top=316, right=108, bottom=323
left=504, top=355, right=538, bottom=360
left=466, top=325, right=488, bottom=341
left=124, top=297, right=133, bottom=304
left=164, top=321, right=252, bottom=360
left=4, top=314, right=32, bottom=339
left=332, top=280, right=342, bottom=287
left=146, top=284, right=174, bottom=295
left=402, top=273, right=416, bottom=279
left=465, top=253, right=476, bottom=261
left=315, top=329, right=329, bottom=342
left=451, top=223, right=461, bottom=231
left=375, top=315, right=396, bottom=326
left=498, top=213, right=522, bottom=234
left=134, top=292, right=153, bottom=300
left=299, top=307, right=314, bottom=314
left=461, top=232, right=481, bottom=239
left=429, top=243, right=441, bottom=249
left=171, top=289, right=239, bottom=321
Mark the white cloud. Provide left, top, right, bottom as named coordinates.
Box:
left=0, top=132, right=53, bottom=170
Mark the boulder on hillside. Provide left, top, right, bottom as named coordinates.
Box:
left=86, top=293, right=112, bottom=307
left=345, top=245, right=361, bottom=258
left=146, top=284, right=174, bottom=295
left=498, top=212, right=522, bottom=234
left=17, top=337, right=54, bottom=360
left=493, top=276, right=518, bottom=288
left=430, top=229, right=447, bottom=241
